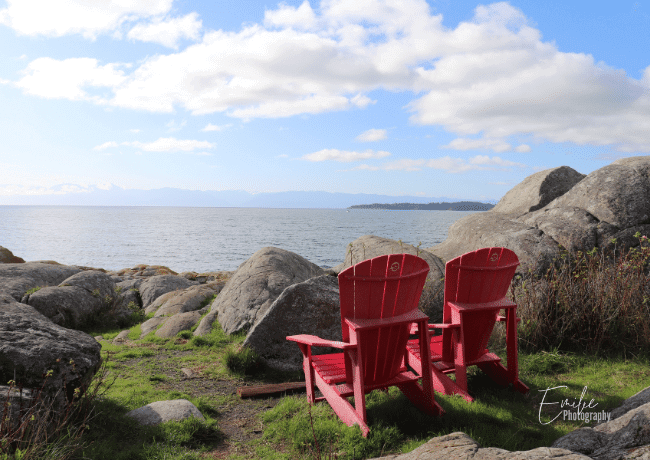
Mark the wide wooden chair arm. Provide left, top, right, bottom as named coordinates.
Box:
left=447, top=298, right=517, bottom=311
left=409, top=321, right=460, bottom=334
left=345, top=310, right=429, bottom=332
left=286, top=334, right=356, bottom=350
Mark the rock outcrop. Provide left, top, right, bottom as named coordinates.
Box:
left=428, top=156, right=650, bottom=276
left=125, top=399, right=204, bottom=426
left=0, top=246, right=25, bottom=264
left=210, top=247, right=324, bottom=335
left=154, top=311, right=204, bottom=339
left=551, top=386, right=650, bottom=460
left=243, top=275, right=342, bottom=372
left=0, top=293, right=102, bottom=402
left=138, top=275, right=199, bottom=310
left=490, top=166, right=586, bottom=216
left=369, top=431, right=589, bottom=459
left=0, top=262, right=81, bottom=301
left=23, top=270, right=119, bottom=329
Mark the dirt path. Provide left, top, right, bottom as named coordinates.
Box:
left=116, top=345, right=294, bottom=459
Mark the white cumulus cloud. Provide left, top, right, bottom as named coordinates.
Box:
left=8, top=0, right=650, bottom=153
left=127, top=13, right=202, bottom=48
left=0, top=0, right=172, bottom=39
left=15, top=57, right=127, bottom=101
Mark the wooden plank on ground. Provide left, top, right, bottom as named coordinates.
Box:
left=237, top=381, right=306, bottom=399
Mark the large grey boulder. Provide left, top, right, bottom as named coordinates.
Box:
left=212, top=247, right=324, bottom=335
left=428, top=212, right=561, bottom=277
left=0, top=246, right=25, bottom=263
left=0, top=293, right=102, bottom=402
left=154, top=311, right=204, bottom=338
left=152, top=283, right=221, bottom=318
left=0, top=262, right=81, bottom=301
left=338, top=235, right=445, bottom=279
left=369, top=431, right=589, bottom=459
left=125, top=399, right=204, bottom=426
left=243, top=275, right=342, bottom=372
left=428, top=156, right=650, bottom=275
left=552, top=386, right=650, bottom=460
left=138, top=275, right=199, bottom=310
left=337, top=235, right=446, bottom=321
left=23, top=270, right=118, bottom=329
left=139, top=316, right=167, bottom=338
left=491, top=166, right=585, bottom=217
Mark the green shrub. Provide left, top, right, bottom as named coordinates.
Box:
left=513, top=233, right=650, bottom=355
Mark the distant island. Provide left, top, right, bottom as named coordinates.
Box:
left=348, top=201, right=495, bottom=211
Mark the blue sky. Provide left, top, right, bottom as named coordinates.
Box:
left=1, top=0, right=649, bottom=203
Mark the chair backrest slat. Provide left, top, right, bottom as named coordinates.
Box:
left=338, top=254, right=430, bottom=386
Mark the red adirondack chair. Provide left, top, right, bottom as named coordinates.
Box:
left=287, top=254, right=444, bottom=437
left=406, top=247, right=529, bottom=402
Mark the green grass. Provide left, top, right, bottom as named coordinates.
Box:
left=6, top=239, right=650, bottom=459
left=261, top=350, right=650, bottom=459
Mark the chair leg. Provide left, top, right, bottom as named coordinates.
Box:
left=397, top=380, right=445, bottom=416
left=298, top=344, right=316, bottom=404
left=313, top=371, right=369, bottom=436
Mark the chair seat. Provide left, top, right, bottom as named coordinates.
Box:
left=312, top=352, right=420, bottom=397
left=406, top=338, right=501, bottom=371
left=312, top=353, right=348, bottom=384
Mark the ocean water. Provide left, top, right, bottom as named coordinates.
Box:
left=0, top=206, right=478, bottom=273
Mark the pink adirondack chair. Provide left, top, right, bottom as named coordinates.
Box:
left=287, top=253, right=444, bottom=437
left=406, top=247, right=529, bottom=402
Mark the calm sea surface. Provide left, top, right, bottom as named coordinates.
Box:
left=0, top=206, right=478, bottom=273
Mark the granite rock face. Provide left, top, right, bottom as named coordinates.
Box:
left=0, top=262, right=82, bottom=301
left=552, top=386, right=650, bottom=460
left=212, top=247, right=324, bottom=335
left=428, top=155, right=650, bottom=276
left=491, top=166, right=586, bottom=217
left=138, top=275, right=199, bottom=310
left=0, top=293, right=102, bottom=402
left=152, top=283, right=222, bottom=318
left=369, top=432, right=589, bottom=459
left=23, top=270, right=118, bottom=329
left=243, top=274, right=342, bottom=372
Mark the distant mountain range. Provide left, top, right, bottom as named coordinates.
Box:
left=0, top=184, right=498, bottom=208
left=349, top=201, right=495, bottom=211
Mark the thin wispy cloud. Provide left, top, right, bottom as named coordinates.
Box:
left=356, top=129, right=387, bottom=142
left=302, top=149, right=391, bottom=162
left=201, top=123, right=233, bottom=132
left=93, top=137, right=215, bottom=153
left=352, top=155, right=526, bottom=174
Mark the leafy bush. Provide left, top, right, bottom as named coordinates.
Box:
left=513, top=233, right=650, bottom=355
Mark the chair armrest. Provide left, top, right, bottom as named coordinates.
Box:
left=429, top=323, right=460, bottom=330
left=286, top=334, right=356, bottom=350
left=448, top=298, right=517, bottom=311
left=345, top=310, right=428, bottom=331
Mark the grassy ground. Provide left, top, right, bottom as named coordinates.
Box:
left=3, top=235, right=649, bottom=459
left=10, top=320, right=641, bottom=460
